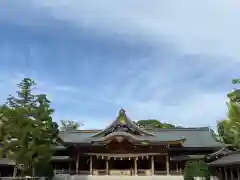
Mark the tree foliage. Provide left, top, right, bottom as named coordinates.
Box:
left=0, top=78, right=59, bottom=176
left=232, top=78, right=240, bottom=84
left=135, top=119, right=178, bottom=129
left=184, top=160, right=210, bottom=180
left=217, top=119, right=234, bottom=145
left=225, top=101, right=240, bottom=148
left=59, top=120, right=82, bottom=131
left=217, top=79, right=240, bottom=149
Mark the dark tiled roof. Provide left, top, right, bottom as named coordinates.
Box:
left=59, top=127, right=222, bottom=148
left=170, top=155, right=205, bottom=161
left=149, top=127, right=222, bottom=147
left=206, top=147, right=231, bottom=160
left=208, top=152, right=240, bottom=166
left=59, top=109, right=222, bottom=148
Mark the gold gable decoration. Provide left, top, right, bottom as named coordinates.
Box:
left=119, top=115, right=126, bottom=124
left=118, top=108, right=127, bottom=124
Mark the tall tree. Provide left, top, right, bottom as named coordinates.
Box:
left=0, top=78, right=59, bottom=176
left=226, top=101, right=240, bottom=148
left=217, top=79, right=240, bottom=148
left=228, top=78, right=240, bottom=103
left=59, top=120, right=82, bottom=131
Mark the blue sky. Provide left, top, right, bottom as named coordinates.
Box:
left=0, top=0, right=240, bottom=129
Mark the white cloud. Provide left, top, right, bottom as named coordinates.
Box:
left=0, top=0, right=238, bottom=129
left=0, top=70, right=231, bottom=129
left=0, top=72, right=80, bottom=104
left=26, top=0, right=240, bottom=61
left=1, top=0, right=239, bottom=61
left=110, top=87, right=228, bottom=128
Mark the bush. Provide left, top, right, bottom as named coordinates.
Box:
left=184, top=160, right=210, bottom=180
left=35, top=162, right=54, bottom=180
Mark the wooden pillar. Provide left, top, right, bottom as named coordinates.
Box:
left=106, top=158, right=109, bottom=175
left=224, top=168, right=228, bottom=180
left=90, top=156, right=93, bottom=175
left=134, top=157, right=138, bottom=175
left=237, top=167, right=240, bottom=180
left=230, top=167, right=234, bottom=180
left=151, top=156, right=154, bottom=175
left=166, top=155, right=169, bottom=175
left=76, top=153, right=79, bottom=174
left=219, top=168, right=222, bottom=180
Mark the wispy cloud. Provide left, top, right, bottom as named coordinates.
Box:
left=0, top=0, right=239, bottom=129
left=30, top=0, right=240, bottom=61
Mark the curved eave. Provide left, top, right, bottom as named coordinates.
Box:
left=207, top=151, right=240, bottom=167
left=62, top=139, right=185, bottom=146
left=91, top=132, right=140, bottom=142
left=91, top=133, right=185, bottom=145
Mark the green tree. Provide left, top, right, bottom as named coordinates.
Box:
left=0, top=78, right=59, bottom=177
left=184, top=160, right=210, bottom=180
left=228, top=78, right=240, bottom=103
left=136, top=119, right=177, bottom=128
left=59, top=120, right=82, bottom=131
left=217, top=79, right=240, bottom=148
left=226, top=101, right=240, bottom=148
left=217, top=119, right=234, bottom=145
left=232, top=78, right=240, bottom=84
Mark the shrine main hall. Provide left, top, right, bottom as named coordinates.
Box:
left=52, top=109, right=223, bottom=176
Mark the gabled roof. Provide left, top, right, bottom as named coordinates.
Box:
left=91, top=109, right=154, bottom=137
left=59, top=127, right=222, bottom=148
left=59, top=109, right=223, bottom=148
